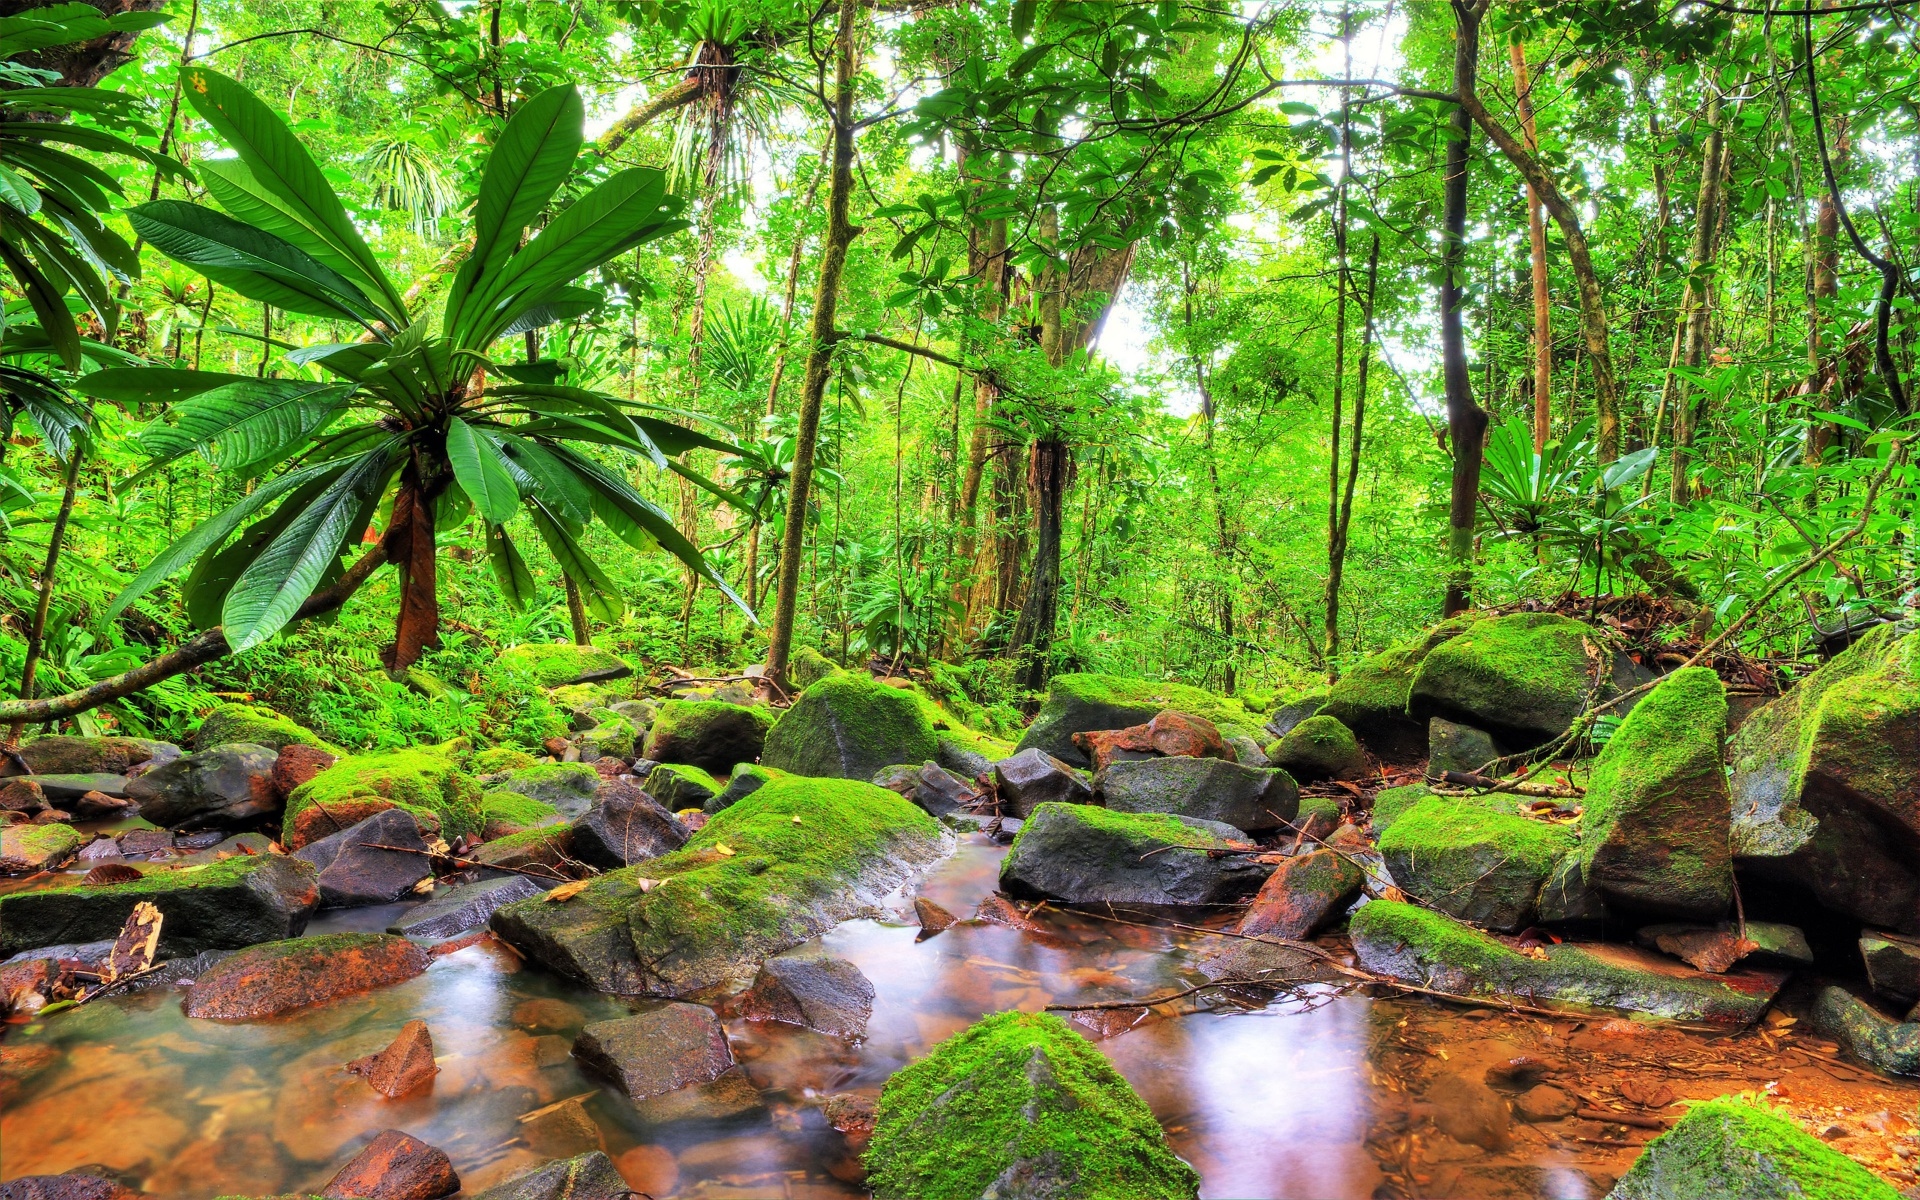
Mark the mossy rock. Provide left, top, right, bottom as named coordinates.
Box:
left=283, top=743, right=482, bottom=845
left=193, top=702, right=338, bottom=754
left=1606, top=1095, right=1902, bottom=1199
left=866, top=1010, right=1200, bottom=1200
left=761, top=673, right=940, bottom=780
left=645, top=762, right=722, bottom=810
left=1810, top=985, right=1920, bottom=1077
left=707, top=763, right=783, bottom=814
left=0, top=823, right=82, bottom=873
left=495, top=762, right=601, bottom=819
left=1580, top=667, right=1732, bottom=919
left=471, top=824, right=574, bottom=874
left=491, top=775, right=951, bottom=995
left=790, top=645, right=840, bottom=689
left=578, top=711, right=637, bottom=759
left=1015, top=673, right=1252, bottom=768
left=1369, top=783, right=1435, bottom=833
left=935, top=726, right=1016, bottom=779
left=1268, top=713, right=1367, bottom=781
left=641, top=700, right=774, bottom=774
left=497, top=642, right=633, bottom=689
left=1001, top=803, right=1271, bottom=906
left=1729, top=625, right=1920, bottom=932
left=1377, top=796, right=1574, bottom=931
left=1320, top=618, right=1477, bottom=758
left=1407, top=613, right=1609, bottom=749
left=1352, top=901, right=1782, bottom=1024
left=0, top=854, right=319, bottom=958
left=481, top=791, right=562, bottom=839
left=472, top=746, right=538, bottom=774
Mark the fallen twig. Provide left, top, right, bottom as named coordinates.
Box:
left=1577, top=1108, right=1668, bottom=1130
left=358, top=842, right=576, bottom=882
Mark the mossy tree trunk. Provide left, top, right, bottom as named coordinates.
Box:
left=1670, top=87, right=1725, bottom=504
left=1440, top=0, right=1489, bottom=617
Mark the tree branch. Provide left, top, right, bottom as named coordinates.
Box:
left=594, top=77, right=702, bottom=158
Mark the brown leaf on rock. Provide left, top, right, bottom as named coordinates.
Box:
left=1652, top=929, right=1758, bottom=974
left=1618, top=1078, right=1676, bottom=1109
left=103, top=900, right=163, bottom=982
left=82, top=863, right=143, bottom=886
left=544, top=879, right=592, bottom=903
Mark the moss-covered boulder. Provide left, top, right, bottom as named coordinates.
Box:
left=790, top=645, right=840, bottom=689
left=491, top=776, right=951, bottom=995
left=1370, top=783, right=1435, bottom=833
left=1001, top=803, right=1271, bottom=906
left=1579, top=667, right=1732, bottom=919
left=1352, top=901, right=1783, bottom=1024
left=641, top=700, right=773, bottom=774
left=576, top=711, right=636, bottom=760
left=480, top=791, right=562, bottom=839
left=644, top=762, right=721, bottom=810
left=1729, top=625, right=1920, bottom=932
left=1407, top=613, right=1610, bottom=748
left=1810, top=985, right=1920, bottom=1077
left=0, top=822, right=82, bottom=873
left=1320, top=618, right=1476, bottom=758
left=1606, top=1095, right=1902, bottom=1200
left=866, top=1011, right=1199, bottom=1200
left=494, top=762, right=601, bottom=819
left=760, top=673, right=940, bottom=780
left=1094, top=756, right=1297, bottom=835
left=282, top=744, right=482, bottom=847
left=470, top=825, right=574, bottom=875
left=935, top=726, right=1016, bottom=778
left=1014, top=673, right=1253, bottom=768
left=471, top=746, right=538, bottom=774
left=1377, top=797, right=1575, bottom=932
left=193, top=702, right=337, bottom=754
left=0, top=854, right=318, bottom=958
left=15, top=734, right=175, bottom=776
left=1268, top=713, right=1367, bottom=782
left=496, top=642, right=632, bottom=688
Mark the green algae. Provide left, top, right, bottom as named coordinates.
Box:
left=480, top=790, right=560, bottom=836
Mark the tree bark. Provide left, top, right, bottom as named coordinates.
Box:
left=1326, top=234, right=1379, bottom=675
left=6, top=446, right=84, bottom=744
left=1511, top=41, right=1552, bottom=453
left=381, top=472, right=440, bottom=672
left=766, top=0, right=860, bottom=690
left=563, top=576, right=591, bottom=645
left=1670, top=89, right=1725, bottom=504
left=1442, top=1, right=1490, bottom=617
left=1011, top=439, right=1069, bottom=693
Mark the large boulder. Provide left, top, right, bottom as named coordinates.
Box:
left=479, top=790, right=561, bottom=839
left=1578, top=667, right=1732, bottom=919
left=760, top=673, right=940, bottom=780
left=0, top=853, right=318, bottom=958
left=494, top=762, right=601, bottom=820
left=492, top=776, right=950, bottom=995
left=1014, top=674, right=1254, bottom=768
left=184, top=932, right=430, bottom=1019
left=1353, top=901, right=1785, bottom=1024
left=11, top=735, right=174, bottom=776
left=1377, top=796, right=1574, bottom=932
left=125, top=743, right=280, bottom=829
left=320, top=1129, right=458, bottom=1200
left=1605, top=1095, right=1902, bottom=1200
left=284, top=744, right=483, bottom=848
left=1810, top=986, right=1920, bottom=1076
left=873, top=761, right=977, bottom=818
left=569, top=778, right=689, bottom=869
left=866, top=1011, right=1200, bottom=1200
left=1320, top=618, right=1476, bottom=758
left=1000, top=803, right=1270, bottom=906
left=193, top=701, right=336, bottom=753
left=496, top=642, right=632, bottom=688
left=1266, top=714, right=1367, bottom=782
left=994, top=748, right=1094, bottom=818
left=292, top=809, right=433, bottom=908
left=1728, top=624, right=1920, bottom=932
left=641, top=700, right=774, bottom=774
left=1094, top=756, right=1298, bottom=835
left=0, top=823, right=81, bottom=874
left=1407, top=613, right=1611, bottom=749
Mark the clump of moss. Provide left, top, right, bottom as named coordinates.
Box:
left=193, top=702, right=339, bottom=753
left=645, top=762, right=722, bottom=809
left=1608, top=1095, right=1902, bottom=1200
left=495, top=642, right=632, bottom=689
left=866, top=1011, right=1199, bottom=1200
left=480, top=790, right=561, bottom=838
left=1007, top=801, right=1238, bottom=858
left=641, top=699, right=773, bottom=773
left=760, top=673, right=940, bottom=779
left=1369, top=783, right=1433, bottom=833
left=1377, top=796, right=1573, bottom=931
left=1319, top=618, right=1478, bottom=749
left=578, top=711, right=637, bottom=759
left=1408, top=613, right=1604, bottom=745
left=283, top=743, right=483, bottom=843
left=495, top=762, right=601, bottom=810
left=472, top=746, right=539, bottom=774
left=1268, top=713, right=1366, bottom=781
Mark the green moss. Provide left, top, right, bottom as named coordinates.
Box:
left=790, top=645, right=840, bottom=689
left=1049, top=673, right=1248, bottom=728
left=1609, top=1096, right=1902, bottom=1200
left=1296, top=793, right=1342, bottom=828
left=481, top=790, right=560, bottom=836
left=1377, top=796, right=1574, bottom=930
left=760, top=673, right=941, bottom=779
left=1408, top=613, right=1603, bottom=742
left=0, top=822, right=82, bottom=870
left=496, top=642, right=632, bottom=689
left=472, top=746, right=539, bottom=774
left=10, top=851, right=266, bottom=902
left=1352, top=898, right=1526, bottom=977
left=866, top=1011, right=1199, bottom=1200
left=1007, top=802, right=1239, bottom=858
left=938, top=725, right=1014, bottom=762
left=1269, top=713, right=1366, bottom=779
left=1380, top=797, right=1571, bottom=870
left=640, top=699, right=773, bottom=771
left=644, top=761, right=722, bottom=810
left=1321, top=618, right=1478, bottom=736
left=474, top=824, right=570, bottom=857
left=578, top=712, right=637, bottom=758
left=1369, top=784, right=1433, bottom=833
left=283, top=743, right=483, bottom=843
left=193, top=702, right=339, bottom=753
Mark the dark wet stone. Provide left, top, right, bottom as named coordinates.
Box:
left=1264, top=694, right=1328, bottom=741
left=1861, top=930, right=1920, bottom=1003
left=1811, top=985, right=1920, bottom=1076
left=872, top=761, right=977, bottom=817
left=0, top=854, right=318, bottom=959
left=1538, top=852, right=1611, bottom=923
left=14, top=773, right=130, bottom=801
left=125, top=744, right=280, bottom=830
left=1096, top=755, right=1298, bottom=835
left=1236, top=848, right=1364, bottom=939
left=468, top=1151, right=630, bottom=1200
left=742, top=946, right=874, bottom=1039
left=1000, top=803, right=1271, bottom=907
left=173, top=831, right=276, bottom=866
left=389, top=875, right=545, bottom=939
left=706, top=763, right=775, bottom=814
left=293, top=809, right=432, bottom=908
left=994, top=748, right=1093, bottom=818
left=630, top=1065, right=765, bottom=1123
left=571, top=1002, right=734, bottom=1099
left=1427, top=717, right=1497, bottom=777
left=185, top=932, right=430, bottom=1020
left=569, top=778, right=688, bottom=869
left=495, top=763, right=602, bottom=820
left=320, top=1129, right=458, bottom=1200
left=641, top=762, right=719, bottom=811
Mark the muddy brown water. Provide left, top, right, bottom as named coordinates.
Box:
left=5, top=832, right=1919, bottom=1199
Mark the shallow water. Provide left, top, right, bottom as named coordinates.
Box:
left=6, top=833, right=1920, bottom=1198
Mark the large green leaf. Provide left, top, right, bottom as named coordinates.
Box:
left=130, top=201, right=384, bottom=326
left=76, top=367, right=254, bottom=406
left=222, top=447, right=397, bottom=651
left=446, top=415, right=521, bottom=524
left=0, top=233, right=80, bottom=369
left=496, top=285, right=602, bottom=337
left=444, top=85, right=584, bottom=340
left=489, top=430, right=596, bottom=524
left=137, top=378, right=357, bottom=473
left=526, top=498, right=623, bottom=622
left=179, top=66, right=406, bottom=318
left=197, top=159, right=389, bottom=304
left=3, top=123, right=189, bottom=180
left=484, top=521, right=537, bottom=611
left=14, top=218, right=115, bottom=340
left=182, top=470, right=341, bottom=630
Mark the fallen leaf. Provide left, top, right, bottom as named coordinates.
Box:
left=790, top=815, right=802, bottom=825
left=714, top=843, right=736, bottom=857
left=545, top=880, right=592, bottom=903
left=103, top=901, right=163, bottom=983
left=83, top=864, right=142, bottom=886
left=635, top=877, right=666, bottom=893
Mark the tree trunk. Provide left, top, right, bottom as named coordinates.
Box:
left=7, top=446, right=84, bottom=744
left=0, top=0, right=161, bottom=88
left=382, top=473, right=441, bottom=672
left=1326, top=234, right=1379, bottom=675
left=954, top=165, right=1009, bottom=630
left=1511, top=40, right=1552, bottom=453
left=1011, top=439, right=1069, bottom=693
left=1442, top=1, right=1490, bottom=616
left=766, top=0, right=860, bottom=690
left=564, top=576, right=591, bottom=645
left=1670, top=89, right=1725, bottom=504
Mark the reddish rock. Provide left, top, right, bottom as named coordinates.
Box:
left=589, top=756, right=626, bottom=780
left=571, top=1002, right=733, bottom=1100
left=1073, top=725, right=1157, bottom=772
left=914, top=896, right=956, bottom=939
left=0, top=957, right=61, bottom=1012
left=273, top=744, right=338, bottom=802
left=0, top=778, right=47, bottom=813
left=0, top=1173, right=141, bottom=1200
left=1145, top=710, right=1232, bottom=760
left=542, top=737, right=571, bottom=758
left=320, top=1129, right=459, bottom=1200
left=185, top=933, right=431, bottom=1020
left=73, top=790, right=133, bottom=819
left=347, top=1019, right=439, bottom=1098
left=288, top=796, right=402, bottom=850
left=1237, top=849, right=1366, bottom=940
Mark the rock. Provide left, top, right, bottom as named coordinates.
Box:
left=1320, top=619, right=1477, bottom=758
left=1728, top=625, right=1920, bottom=932
left=0, top=853, right=318, bottom=958
left=1014, top=673, right=1253, bottom=768
left=1634, top=922, right=1811, bottom=973
left=607, top=698, right=658, bottom=729
left=1288, top=793, right=1342, bottom=842
left=285, top=744, right=482, bottom=848
left=389, top=875, right=545, bottom=939
left=575, top=712, right=636, bottom=760
left=866, top=1011, right=1199, bottom=1200
left=184, top=932, right=430, bottom=1019
left=1734, top=921, right=1815, bottom=966
left=707, top=763, right=780, bottom=814
left=480, top=790, right=562, bottom=839
left=346, top=1019, right=438, bottom=1098
left=790, top=646, right=840, bottom=688
left=1426, top=717, right=1497, bottom=776
left=1141, top=710, right=1232, bottom=759
left=493, top=776, right=950, bottom=995
left=641, top=700, right=774, bottom=774
left=1268, top=714, right=1367, bottom=782
left=1194, top=936, right=1335, bottom=989
left=470, top=826, right=573, bottom=877
left=517, top=1096, right=601, bottom=1158
left=320, top=1129, right=459, bottom=1200
left=630, top=1066, right=764, bottom=1124
left=1000, top=803, right=1270, bottom=907
left=760, top=672, right=940, bottom=780
left=1096, top=755, right=1297, bottom=835
left=915, top=896, right=956, bottom=938
left=0, top=822, right=81, bottom=873
left=1378, top=796, right=1574, bottom=932
left=1352, top=901, right=1786, bottom=1024
left=10, top=735, right=173, bottom=777
left=288, top=795, right=428, bottom=852
left=569, top=778, right=689, bottom=869
left=495, top=762, right=601, bottom=820
left=1862, top=930, right=1920, bottom=1003
left=498, top=642, right=632, bottom=688
left=468, top=1151, right=631, bottom=1200
left=1427, top=1071, right=1511, bottom=1150
left=1513, top=1084, right=1577, bottom=1122
left=124, top=743, right=279, bottom=829
left=1407, top=613, right=1612, bottom=748
left=993, top=749, right=1094, bottom=818
left=642, top=762, right=720, bottom=810
left=934, top=729, right=1007, bottom=779
left=872, top=761, right=977, bottom=817
left=1811, top=986, right=1920, bottom=1076
left=293, top=809, right=432, bottom=908
left=272, top=743, right=338, bottom=800
left=193, top=701, right=335, bottom=753
left=742, top=946, right=874, bottom=1039
left=1264, top=693, right=1328, bottom=740
left=1538, top=852, right=1611, bottom=923
left=1225, top=734, right=1269, bottom=768
left=571, top=1001, right=734, bottom=1099
left=0, top=1175, right=139, bottom=1200
left=1605, top=1095, right=1903, bottom=1200
left=1236, top=849, right=1365, bottom=939
left=1578, top=667, right=1732, bottom=919
left=1369, top=782, right=1435, bottom=833
left=0, top=777, right=47, bottom=814
left=10, top=772, right=128, bottom=802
